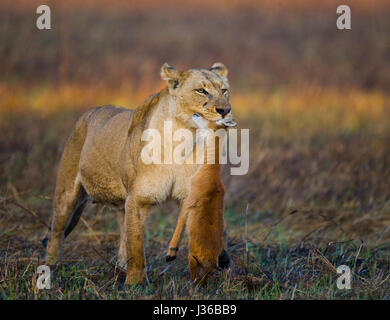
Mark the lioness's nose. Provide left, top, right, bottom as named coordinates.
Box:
left=216, top=107, right=231, bottom=117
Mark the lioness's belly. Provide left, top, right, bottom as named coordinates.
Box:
left=79, top=169, right=127, bottom=205
left=78, top=106, right=131, bottom=205
left=79, top=163, right=199, bottom=206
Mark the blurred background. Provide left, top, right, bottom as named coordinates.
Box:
left=1, top=0, right=390, bottom=299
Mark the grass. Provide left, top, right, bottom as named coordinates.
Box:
left=2, top=1, right=390, bottom=93
left=1, top=0, right=390, bottom=300
left=1, top=217, right=389, bottom=299
left=1, top=89, right=389, bottom=299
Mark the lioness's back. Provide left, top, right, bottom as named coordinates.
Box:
left=82, top=106, right=132, bottom=130
left=79, top=106, right=134, bottom=169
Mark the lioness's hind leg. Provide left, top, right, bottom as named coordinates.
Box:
left=46, top=116, right=88, bottom=265
left=46, top=179, right=87, bottom=264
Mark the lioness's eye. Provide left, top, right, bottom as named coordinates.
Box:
left=195, top=88, right=208, bottom=95
left=222, top=89, right=228, bottom=95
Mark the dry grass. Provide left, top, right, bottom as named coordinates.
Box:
left=2, top=1, right=390, bottom=92
left=1, top=89, right=389, bottom=299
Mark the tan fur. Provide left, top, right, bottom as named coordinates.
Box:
left=45, top=63, right=234, bottom=285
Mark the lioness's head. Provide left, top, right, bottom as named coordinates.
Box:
left=160, top=62, right=236, bottom=128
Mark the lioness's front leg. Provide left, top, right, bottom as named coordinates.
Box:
left=117, top=210, right=127, bottom=269
left=124, top=195, right=150, bottom=285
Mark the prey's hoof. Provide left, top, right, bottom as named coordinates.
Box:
left=166, top=247, right=179, bottom=262
left=41, top=237, right=49, bottom=248
left=218, top=249, right=232, bottom=269
left=166, top=255, right=176, bottom=262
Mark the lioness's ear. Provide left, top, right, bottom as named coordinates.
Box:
left=160, top=63, right=180, bottom=82
left=210, top=62, right=228, bottom=80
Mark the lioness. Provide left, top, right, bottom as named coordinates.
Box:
left=45, top=63, right=235, bottom=285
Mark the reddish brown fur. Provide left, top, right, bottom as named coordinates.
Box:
left=182, top=133, right=226, bottom=284
left=187, top=165, right=225, bottom=283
